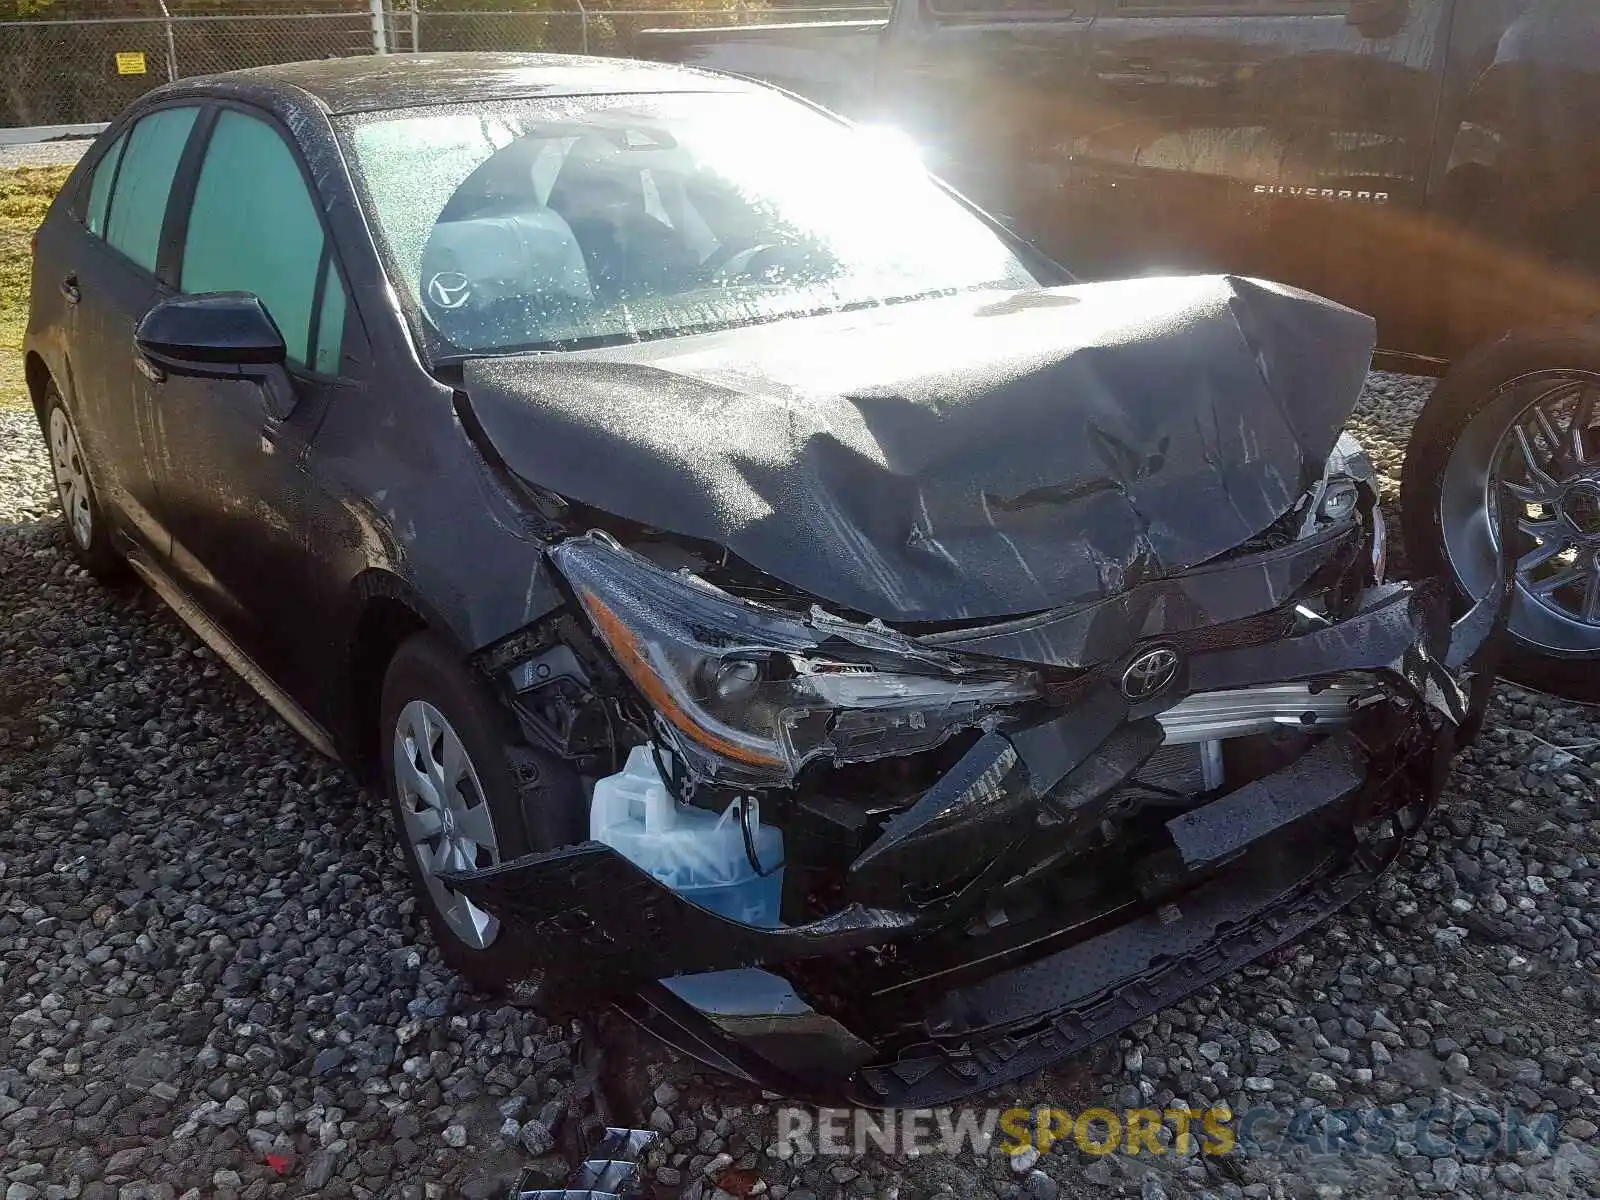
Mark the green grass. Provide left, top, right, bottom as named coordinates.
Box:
left=0, top=165, right=71, bottom=410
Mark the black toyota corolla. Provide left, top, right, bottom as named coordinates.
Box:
left=28, top=53, right=1508, bottom=1105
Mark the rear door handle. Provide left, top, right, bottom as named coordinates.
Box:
left=60, top=275, right=81, bottom=305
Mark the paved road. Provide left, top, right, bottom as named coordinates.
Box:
left=0, top=139, right=91, bottom=170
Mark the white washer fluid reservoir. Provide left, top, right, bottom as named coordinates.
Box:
left=589, top=744, right=784, bottom=927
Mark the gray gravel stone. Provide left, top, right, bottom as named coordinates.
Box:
left=302, top=1151, right=339, bottom=1190
left=519, top=1117, right=555, bottom=1156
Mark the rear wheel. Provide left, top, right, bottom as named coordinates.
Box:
left=42, top=387, right=122, bottom=580
left=1401, top=329, right=1600, bottom=702
left=379, top=631, right=586, bottom=988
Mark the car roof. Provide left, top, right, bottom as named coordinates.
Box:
left=183, top=52, right=753, bottom=116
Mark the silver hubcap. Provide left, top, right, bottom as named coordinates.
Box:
left=391, top=699, right=501, bottom=949
left=1441, top=371, right=1600, bottom=656
left=48, top=406, right=93, bottom=550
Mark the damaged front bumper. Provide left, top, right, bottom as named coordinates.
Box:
left=444, top=575, right=1508, bottom=1106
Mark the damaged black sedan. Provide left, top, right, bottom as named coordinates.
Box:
left=27, top=54, right=1507, bottom=1106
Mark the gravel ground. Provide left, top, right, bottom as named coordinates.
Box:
left=0, top=140, right=91, bottom=171
left=4, top=374, right=1600, bottom=1200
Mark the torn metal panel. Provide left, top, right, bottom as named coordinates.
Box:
left=1036, top=720, right=1167, bottom=827
left=1006, top=683, right=1129, bottom=792
left=465, top=274, right=1375, bottom=622
left=860, top=833, right=1381, bottom=1107
left=1187, top=583, right=1428, bottom=692
left=1155, top=681, right=1372, bottom=744
left=847, top=732, right=1025, bottom=885
left=440, top=841, right=921, bottom=998
left=1165, top=734, right=1365, bottom=868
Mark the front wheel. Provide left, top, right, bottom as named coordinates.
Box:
left=1401, top=329, right=1600, bottom=703
left=41, top=387, right=123, bottom=580
left=379, top=631, right=586, bottom=988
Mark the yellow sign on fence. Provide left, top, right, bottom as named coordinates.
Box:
left=115, top=51, right=147, bottom=76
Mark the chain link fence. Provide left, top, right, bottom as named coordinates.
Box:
left=0, top=2, right=888, bottom=130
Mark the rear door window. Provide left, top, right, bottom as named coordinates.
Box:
left=180, top=108, right=346, bottom=372
left=103, top=106, right=199, bottom=273
left=84, top=131, right=128, bottom=238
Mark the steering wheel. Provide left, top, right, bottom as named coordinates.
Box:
left=709, top=243, right=814, bottom=284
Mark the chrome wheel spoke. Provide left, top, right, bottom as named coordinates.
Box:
left=1512, top=424, right=1563, bottom=495
left=442, top=892, right=470, bottom=934
left=1503, top=478, right=1559, bottom=506
left=1517, top=534, right=1568, bottom=575
left=398, top=730, right=443, bottom=810
left=1533, top=404, right=1565, bottom=463
left=439, top=729, right=467, bottom=793
left=1570, top=388, right=1596, bottom=464
left=418, top=709, right=445, bottom=787
left=452, top=801, right=495, bottom=851
left=428, top=837, right=459, bottom=875
left=443, top=892, right=494, bottom=943
left=1584, top=569, right=1600, bottom=623
left=410, top=769, right=442, bottom=813
left=463, top=898, right=494, bottom=941
left=401, top=802, right=444, bottom=845
left=1529, top=565, right=1588, bottom=599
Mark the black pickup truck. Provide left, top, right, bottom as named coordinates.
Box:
left=637, top=0, right=1600, bottom=701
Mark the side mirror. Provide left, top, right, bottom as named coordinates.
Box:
left=1347, top=0, right=1409, bottom=39
left=136, top=292, right=286, bottom=367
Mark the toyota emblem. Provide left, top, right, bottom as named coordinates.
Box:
left=1121, top=647, right=1180, bottom=700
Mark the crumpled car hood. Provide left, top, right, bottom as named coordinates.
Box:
left=463, top=274, right=1375, bottom=622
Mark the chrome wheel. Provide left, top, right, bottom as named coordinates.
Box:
left=1440, top=370, right=1600, bottom=656
left=391, top=699, right=501, bottom=949
left=48, top=405, right=93, bottom=550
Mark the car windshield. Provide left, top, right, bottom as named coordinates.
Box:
left=338, top=90, right=1036, bottom=358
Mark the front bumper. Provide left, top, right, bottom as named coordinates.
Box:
left=445, top=576, right=1508, bottom=1105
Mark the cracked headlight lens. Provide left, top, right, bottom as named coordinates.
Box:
left=1322, top=432, right=1386, bottom=582
left=551, top=534, right=1039, bottom=785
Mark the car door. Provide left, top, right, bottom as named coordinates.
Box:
left=143, top=103, right=357, bottom=708
left=1075, top=0, right=1450, bottom=303
left=64, top=105, right=201, bottom=553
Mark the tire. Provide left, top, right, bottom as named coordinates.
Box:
left=40, top=385, right=123, bottom=581
left=1401, top=328, right=1600, bottom=703
left=379, top=631, right=587, bottom=988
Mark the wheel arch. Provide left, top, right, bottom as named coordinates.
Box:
left=24, top=351, right=53, bottom=423
left=342, top=571, right=437, bottom=782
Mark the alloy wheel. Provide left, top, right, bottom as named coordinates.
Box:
left=48, top=405, right=93, bottom=551
left=391, top=699, right=502, bottom=949
left=1440, top=371, right=1600, bottom=656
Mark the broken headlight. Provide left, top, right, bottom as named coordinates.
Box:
left=1316, top=432, right=1387, bottom=583
left=550, top=534, right=1040, bottom=785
